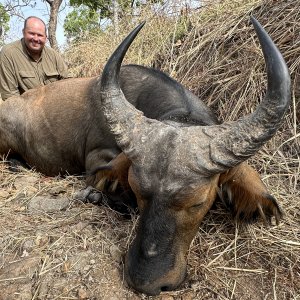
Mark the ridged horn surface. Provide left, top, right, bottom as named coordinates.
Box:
left=100, top=17, right=290, bottom=175
left=100, top=22, right=149, bottom=159
left=205, top=16, right=291, bottom=170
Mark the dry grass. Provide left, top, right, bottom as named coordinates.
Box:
left=64, top=5, right=177, bottom=77
left=0, top=0, right=299, bottom=299
left=0, top=162, right=140, bottom=299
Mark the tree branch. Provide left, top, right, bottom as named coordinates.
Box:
left=46, top=0, right=63, bottom=51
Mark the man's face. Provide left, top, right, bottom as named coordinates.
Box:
left=23, top=18, right=47, bottom=55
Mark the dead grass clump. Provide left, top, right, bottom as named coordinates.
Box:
left=65, top=3, right=181, bottom=78
left=169, top=0, right=299, bottom=174
left=0, top=161, right=141, bottom=299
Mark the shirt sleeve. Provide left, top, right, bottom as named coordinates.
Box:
left=0, top=50, right=20, bottom=100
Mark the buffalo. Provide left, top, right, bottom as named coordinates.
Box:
left=0, top=17, right=290, bottom=295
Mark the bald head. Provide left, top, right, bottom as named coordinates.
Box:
left=22, top=16, right=47, bottom=59
left=24, top=17, right=47, bottom=34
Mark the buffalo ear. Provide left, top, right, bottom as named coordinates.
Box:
left=86, top=153, right=132, bottom=192
left=109, top=152, right=132, bottom=190
left=218, top=162, right=282, bottom=224
left=85, top=153, right=137, bottom=217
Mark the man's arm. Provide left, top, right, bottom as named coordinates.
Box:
left=0, top=51, right=20, bottom=100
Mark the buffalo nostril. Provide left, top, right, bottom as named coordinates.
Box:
left=161, top=285, right=171, bottom=292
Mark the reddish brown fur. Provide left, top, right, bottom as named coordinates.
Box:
left=127, top=166, right=145, bottom=212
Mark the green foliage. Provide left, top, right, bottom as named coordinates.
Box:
left=64, top=7, right=102, bottom=42
left=64, top=0, right=167, bottom=42
left=0, top=3, right=10, bottom=45
left=69, top=0, right=112, bottom=18
left=70, top=0, right=109, bottom=12
left=67, top=0, right=166, bottom=22
left=64, top=0, right=129, bottom=42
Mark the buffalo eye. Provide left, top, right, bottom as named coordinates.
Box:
left=188, top=202, right=204, bottom=213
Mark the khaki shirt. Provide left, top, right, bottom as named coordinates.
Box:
left=0, top=39, right=69, bottom=100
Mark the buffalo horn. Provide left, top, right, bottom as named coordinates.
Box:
left=100, top=22, right=150, bottom=159
left=207, top=16, right=291, bottom=169
left=100, top=18, right=291, bottom=174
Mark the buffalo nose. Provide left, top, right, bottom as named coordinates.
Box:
left=126, top=263, right=187, bottom=295
left=125, top=241, right=187, bottom=295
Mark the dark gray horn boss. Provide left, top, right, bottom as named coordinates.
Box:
left=100, top=17, right=291, bottom=174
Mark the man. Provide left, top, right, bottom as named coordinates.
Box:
left=0, top=16, right=69, bottom=101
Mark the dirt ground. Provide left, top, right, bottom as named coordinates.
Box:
left=0, top=161, right=299, bottom=300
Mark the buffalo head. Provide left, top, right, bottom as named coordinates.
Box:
left=99, top=17, right=290, bottom=295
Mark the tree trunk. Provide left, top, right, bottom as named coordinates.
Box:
left=113, top=0, right=119, bottom=36
left=45, top=0, right=62, bottom=51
